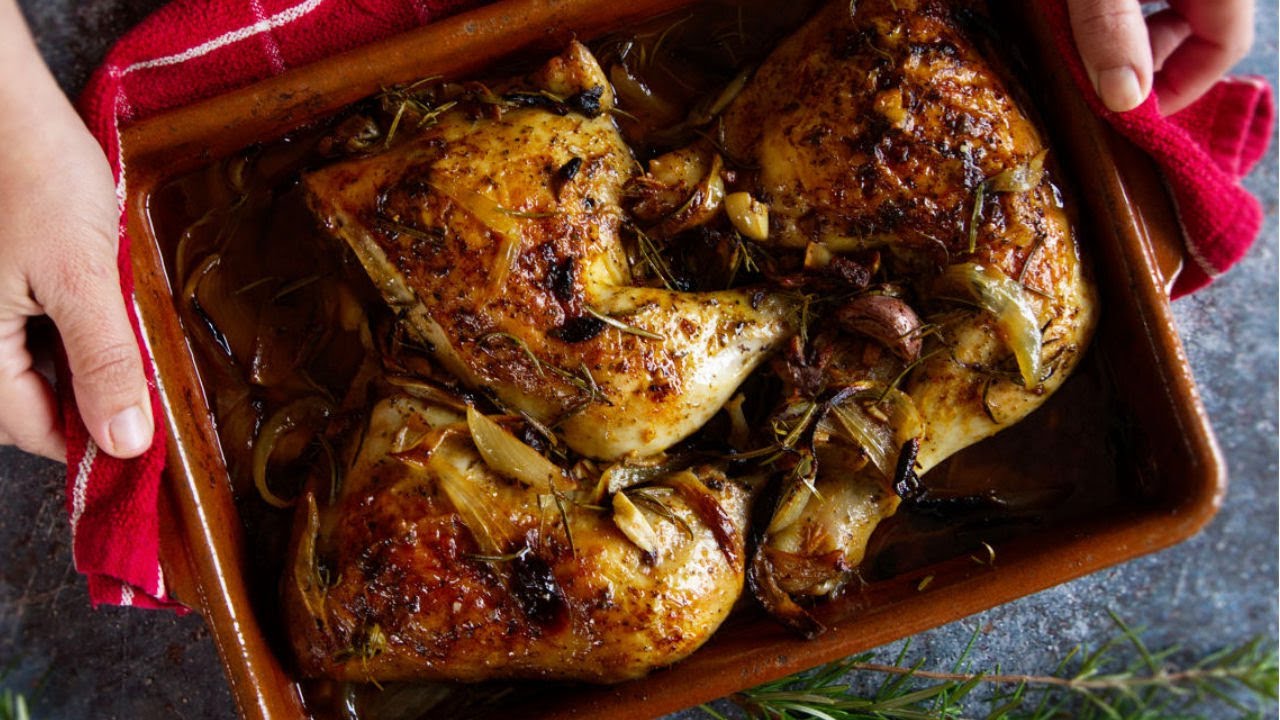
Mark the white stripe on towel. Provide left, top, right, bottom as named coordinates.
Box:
left=123, top=0, right=325, bottom=74
left=70, top=439, right=98, bottom=548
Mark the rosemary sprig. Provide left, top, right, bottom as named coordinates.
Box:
left=706, top=613, right=1278, bottom=720
left=630, top=224, right=680, bottom=290
left=0, top=691, right=27, bottom=720
left=478, top=332, right=546, bottom=377
left=584, top=305, right=667, bottom=341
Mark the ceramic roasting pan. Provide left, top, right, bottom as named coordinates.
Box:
left=120, top=0, right=1225, bottom=717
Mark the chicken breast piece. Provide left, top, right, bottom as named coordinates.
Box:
left=285, top=396, right=749, bottom=682
left=722, top=0, right=1097, bottom=631
left=304, top=42, right=793, bottom=461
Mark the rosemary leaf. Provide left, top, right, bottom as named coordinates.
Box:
left=709, top=613, right=1278, bottom=720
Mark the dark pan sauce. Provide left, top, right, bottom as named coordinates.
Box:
left=148, top=2, right=1137, bottom=717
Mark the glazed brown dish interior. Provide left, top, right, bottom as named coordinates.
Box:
left=121, top=1, right=1224, bottom=718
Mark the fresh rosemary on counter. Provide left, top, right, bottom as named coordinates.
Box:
left=0, top=690, right=28, bottom=720
left=701, top=613, right=1278, bottom=720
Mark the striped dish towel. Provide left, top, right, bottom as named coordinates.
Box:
left=1043, top=1, right=1273, bottom=297
left=66, top=0, right=1270, bottom=609
left=69, top=0, right=487, bottom=610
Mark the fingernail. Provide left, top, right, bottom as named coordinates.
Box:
left=1097, top=66, right=1145, bottom=112
left=108, top=405, right=152, bottom=456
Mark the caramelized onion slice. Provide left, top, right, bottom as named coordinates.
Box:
left=747, top=547, right=825, bottom=639
left=667, top=470, right=740, bottom=567
left=426, top=441, right=522, bottom=556
left=822, top=388, right=923, bottom=480
left=252, top=396, right=335, bottom=509
left=600, top=454, right=683, bottom=495
left=466, top=406, right=568, bottom=496
left=766, top=478, right=813, bottom=535
left=611, top=491, right=660, bottom=555
left=292, top=492, right=327, bottom=624
left=608, top=63, right=682, bottom=127
left=942, top=262, right=1044, bottom=388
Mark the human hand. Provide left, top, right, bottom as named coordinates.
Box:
left=0, top=0, right=154, bottom=462
left=1068, top=0, right=1255, bottom=115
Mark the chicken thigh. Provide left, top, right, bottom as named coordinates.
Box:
left=285, top=396, right=749, bottom=682
left=719, top=0, right=1097, bottom=632
left=304, top=42, right=793, bottom=462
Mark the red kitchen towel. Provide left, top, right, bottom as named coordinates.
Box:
left=1043, top=1, right=1273, bottom=297
left=69, top=0, right=488, bottom=610
left=66, top=0, right=1272, bottom=610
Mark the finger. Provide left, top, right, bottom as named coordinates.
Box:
left=0, top=319, right=66, bottom=461
left=1146, top=9, right=1192, bottom=71
left=33, top=232, right=154, bottom=459
left=1068, top=0, right=1154, bottom=112
left=1156, top=0, right=1254, bottom=114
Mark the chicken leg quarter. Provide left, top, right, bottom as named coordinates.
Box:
left=303, top=41, right=794, bottom=462
left=719, top=0, right=1097, bottom=631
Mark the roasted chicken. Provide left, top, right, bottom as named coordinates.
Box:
left=285, top=0, right=1098, bottom=681
left=303, top=42, right=794, bottom=461
left=718, top=0, right=1096, bottom=632
left=285, top=396, right=749, bottom=682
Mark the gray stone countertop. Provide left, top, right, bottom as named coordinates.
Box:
left=4, top=1, right=1276, bottom=718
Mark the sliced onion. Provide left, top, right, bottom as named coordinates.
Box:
left=426, top=442, right=521, bottom=556
left=426, top=180, right=541, bottom=293
left=466, top=406, right=567, bottom=495
left=385, top=376, right=468, bottom=410
left=747, top=547, right=825, bottom=639
left=429, top=181, right=523, bottom=239
left=942, top=262, right=1043, bottom=388
left=291, top=492, right=327, bottom=622
left=612, top=491, right=660, bottom=555
left=767, top=479, right=814, bottom=535
left=666, top=470, right=740, bottom=567
left=688, top=67, right=751, bottom=126
left=823, top=388, right=923, bottom=480
left=599, top=454, right=690, bottom=496
left=609, top=63, right=681, bottom=127
left=252, top=396, right=334, bottom=509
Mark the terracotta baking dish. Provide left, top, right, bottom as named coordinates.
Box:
left=119, top=0, right=1225, bottom=718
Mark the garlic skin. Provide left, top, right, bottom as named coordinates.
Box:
left=836, top=293, right=923, bottom=362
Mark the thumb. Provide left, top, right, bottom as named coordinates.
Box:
left=1068, top=0, right=1154, bottom=112
left=35, top=240, right=154, bottom=459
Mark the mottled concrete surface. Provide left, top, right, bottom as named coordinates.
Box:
left=5, top=1, right=1277, bottom=718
